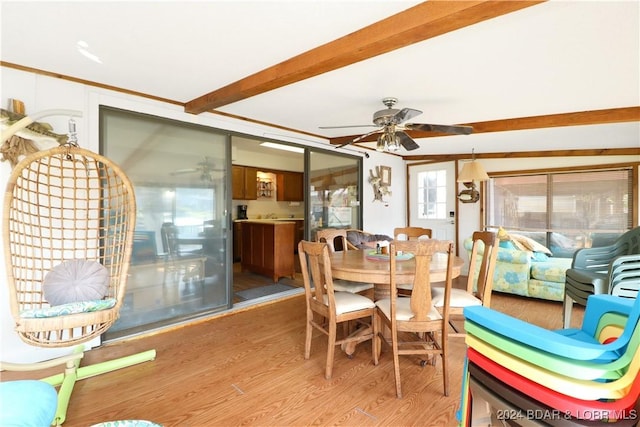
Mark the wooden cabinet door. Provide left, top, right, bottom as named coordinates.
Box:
left=232, top=165, right=258, bottom=200
left=232, top=165, right=245, bottom=200
left=273, top=222, right=294, bottom=281
left=243, top=167, right=258, bottom=200
left=277, top=171, right=303, bottom=201
left=233, top=222, right=242, bottom=262
left=240, top=221, right=295, bottom=282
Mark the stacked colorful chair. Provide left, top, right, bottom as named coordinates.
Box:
left=458, top=264, right=640, bottom=425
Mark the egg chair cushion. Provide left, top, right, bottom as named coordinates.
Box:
left=20, top=298, right=117, bottom=318
left=44, top=259, right=110, bottom=306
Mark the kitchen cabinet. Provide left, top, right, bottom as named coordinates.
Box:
left=232, top=165, right=257, bottom=200
left=277, top=171, right=303, bottom=201
left=233, top=221, right=243, bottom=262
left=292, top=219, right=304, bottom=253
left=241, top=221, right=295, bottom=282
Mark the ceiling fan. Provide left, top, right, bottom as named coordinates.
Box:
left=170, top=157, right=221, bottom=182
left=320, top=97, right=473, bottom=152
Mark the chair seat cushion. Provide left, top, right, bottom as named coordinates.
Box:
left=321, top=292, right=374, bottom=315
left=530, top=258, right=572, bottom=283
left=431, top=287, right=481, bottom=308
left=376, top=297, right=441, bottom=321
left=0, top=380, right=57, bottom=427
left=332, top=279, right=374, bottom=294
left=20, top=298, right=117, bottom=318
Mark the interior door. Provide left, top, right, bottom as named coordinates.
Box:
left=408, top=162, right=456, bottom=241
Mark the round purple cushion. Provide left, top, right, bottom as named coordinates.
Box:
left=43, top=259, right=109, bottom=306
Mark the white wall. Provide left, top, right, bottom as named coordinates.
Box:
left=361, top=150, right=407, bottom=237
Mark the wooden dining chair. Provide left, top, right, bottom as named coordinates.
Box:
left=393, top=227, right=432, bottom=241
left=298, top=240, right=377, bottom=380
left=373, top=239, right=455, bottom=398
left=432, top=231, right=498, bottom=337
left=316, top=228, right=349, bottom=252
left=316, top=228, right=374, bottom=298
left=393, top=227, right=432, bottom=296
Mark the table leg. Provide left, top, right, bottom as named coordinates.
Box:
left=341, top=324, right=373, bottom=357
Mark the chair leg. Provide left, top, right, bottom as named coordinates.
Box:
left=441, top=331, right=449, bottom=397
left=373, top=314, right=381, bottom=365
left=371, top=312, right=379, bottom=366
left=325, top=321, right=337, bottom=380
left=562, top=293, right=574, bottom=329
left=304, top=312, right=314, bottom=359
left=392, top=331, right=402, bottom=398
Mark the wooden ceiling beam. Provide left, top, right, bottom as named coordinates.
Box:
left=185, top=1, right=545, bottom=114
left=328, top=106, right=640, bottom=145
left=466, top=106, right=640, bottom=133
left=403, top=147, right=640, bottom=162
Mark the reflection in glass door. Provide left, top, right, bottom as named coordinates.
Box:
left=308, top=151, right=362, bottom=240
left=100, top=107, right=230, bottom=339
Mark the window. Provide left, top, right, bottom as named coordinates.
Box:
left=417, top=169, right=447, bottom=219
left=486, top=168, right=633, bottom=257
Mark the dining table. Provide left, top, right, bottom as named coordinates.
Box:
left=329, top=248, right=464, bottom=301
left=328, top=248, right=464, bottom=356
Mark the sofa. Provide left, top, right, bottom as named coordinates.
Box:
left=345, top=229, right=393, bottom=250
left=463, top=235, right=573, bottom=302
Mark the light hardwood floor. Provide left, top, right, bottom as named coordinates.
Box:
left=3, top=279, right=585, bottom=427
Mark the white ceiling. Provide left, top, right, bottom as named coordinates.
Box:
left=1, top=1, right=639, bottom=158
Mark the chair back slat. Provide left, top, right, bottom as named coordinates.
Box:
left=608, top=254, right=640, bottom=299
left=393, top=227, right=432, bottom=241
left=298, top=240, right=335, bottom=310
left=467, top=231, right=499, bottom=306
left=315, top=228, right=348, bottom=253
left=390, top=239, right=454, bottom=323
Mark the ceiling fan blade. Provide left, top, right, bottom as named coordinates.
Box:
left=393, top=108, right=422, bottom=124
left=320, top=124, right=377, bottom=129
left=395, top=131, right=420, bottom=151
left=170, top=168, right=198, bottom=175
left=405, top=123, right=473, bottom=135
left=353, top=128, right=382, bottom=143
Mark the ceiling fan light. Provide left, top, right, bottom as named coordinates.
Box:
left=376, top=135, right=386, bottom=152
left=387, top=135, right=400, bottom=152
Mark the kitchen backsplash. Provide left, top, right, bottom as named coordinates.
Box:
left=232, top=199, right=304, bottom=220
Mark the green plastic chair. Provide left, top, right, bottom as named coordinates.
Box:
left=563, top=227, right=640, bottom=327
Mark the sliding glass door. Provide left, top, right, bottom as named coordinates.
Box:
left=100, top=107, right=364, bottom=339
left=308, top=150, right=362, bottom=239
left=101, top=107, right=230, bottom=339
